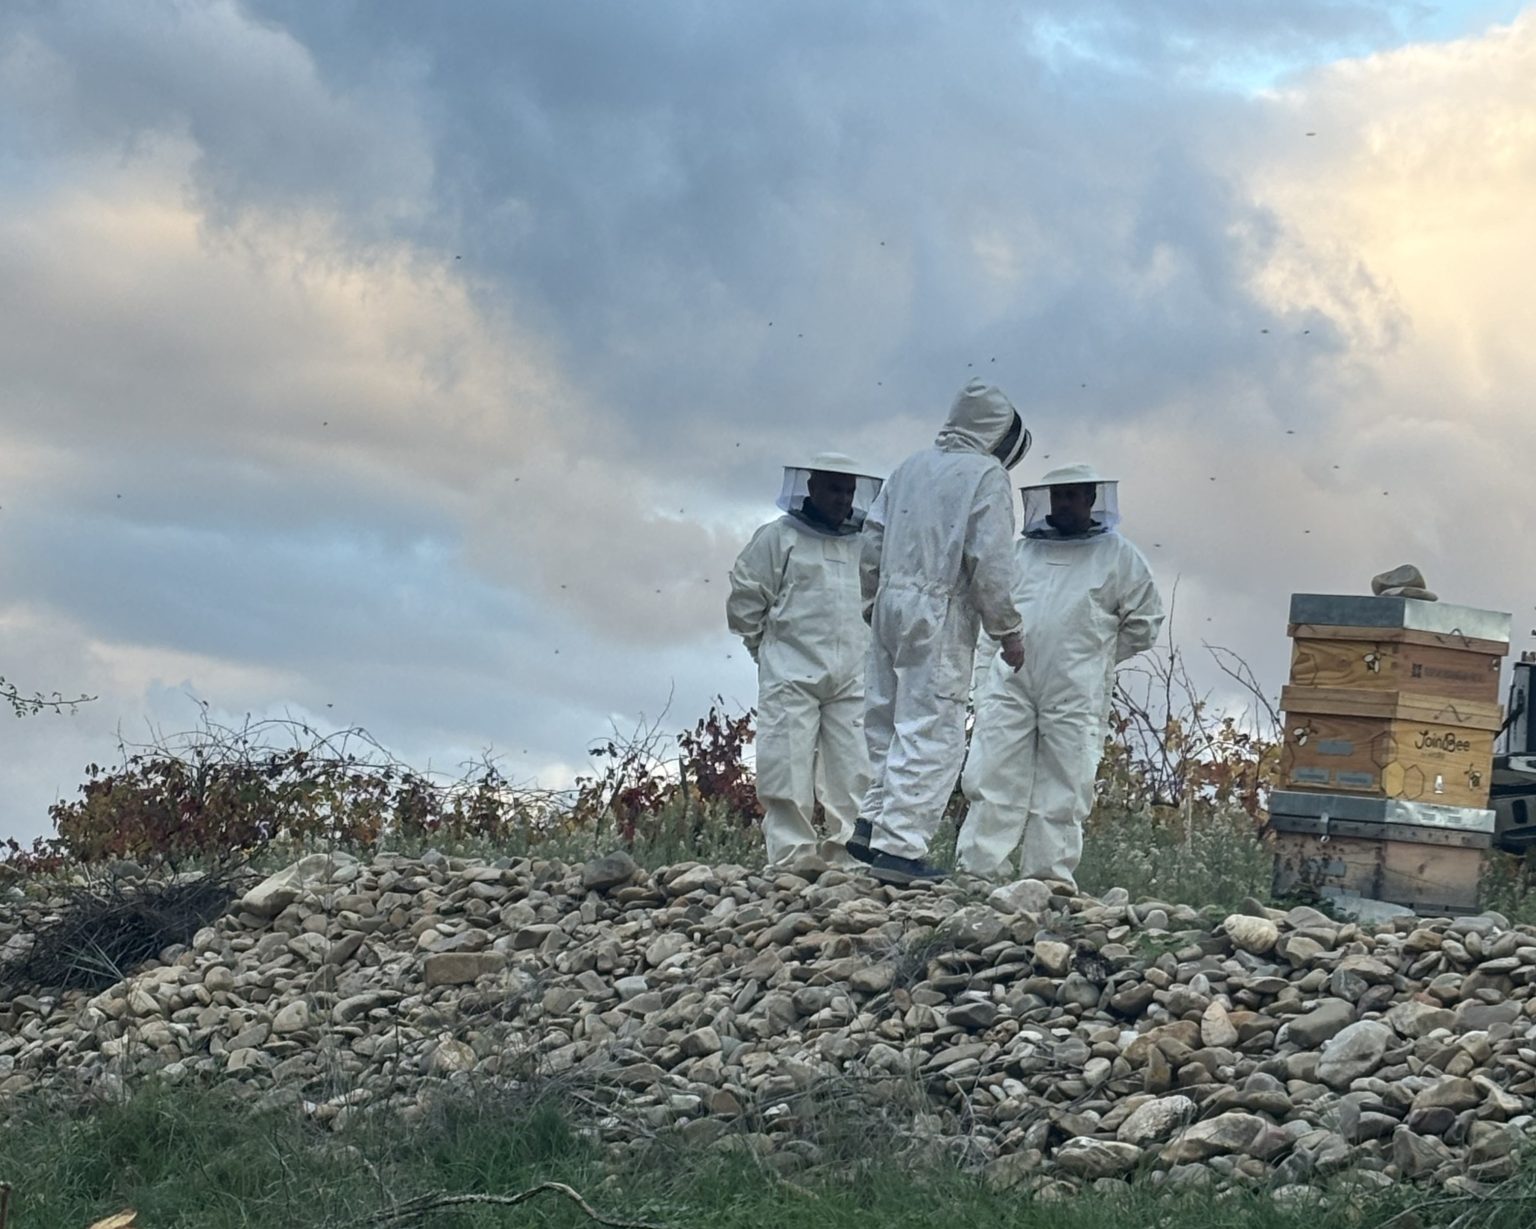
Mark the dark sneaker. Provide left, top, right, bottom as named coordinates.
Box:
left=850, top=845, right=946, bottom=886
left=847, top=818, right=873, bottom=859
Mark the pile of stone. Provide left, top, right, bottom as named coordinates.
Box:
left=0, top=880, right=76, bottom=981
left=3, top=849, right=1536, bottom=1201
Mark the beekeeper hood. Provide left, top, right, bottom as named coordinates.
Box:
left=935, top=380, right=1032, bottom=470
left=776, top=451, right=883, bottom=531
left=1020, top=462, right=1121, bottom=539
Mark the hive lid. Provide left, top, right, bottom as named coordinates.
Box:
left=1287, top=594, right=1511, bottom=644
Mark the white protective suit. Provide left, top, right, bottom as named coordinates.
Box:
left=958, top=464, right=1164, bottom=885
left=728, top=454, right=881, bottom=865
left=859, top=382, right=1030, bottom=862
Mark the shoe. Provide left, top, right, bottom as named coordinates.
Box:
left=849, top=844, right=946, bottom=886
left=847, top=818, right=873, bottom=859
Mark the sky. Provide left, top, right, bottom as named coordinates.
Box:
left=2, top=0, right=1534, bottom=840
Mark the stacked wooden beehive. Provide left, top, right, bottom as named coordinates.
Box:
left=1270, top=593, right=1511, bottom=914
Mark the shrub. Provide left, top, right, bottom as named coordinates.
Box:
left=19, top=715, right=578, bottom=871
left=8, top=700, right=765, bottom=874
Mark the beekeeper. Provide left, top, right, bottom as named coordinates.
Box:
left=727, top=452, right=883, bottom=866
left=957, top=463, right=1164, bottom=888
left=849, top=380, right=1031, bottom=885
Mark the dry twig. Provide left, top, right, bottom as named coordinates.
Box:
left=1204, top=641, right=1281, bottom=732
left=361, top=1181, right=665, bottom=1228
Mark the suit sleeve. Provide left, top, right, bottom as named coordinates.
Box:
left=726, top=524, right=787, bottom=661
left=962, top=467, right=1023, bottom=641
left=1114, top=543, right=1164, bottom=663
left=858, top=485, right=887, bottom=625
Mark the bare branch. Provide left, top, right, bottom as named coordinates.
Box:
left=0, top=676, right=96, bottom=718
left=1102, top=589, right=1279, bottom=824
left=1204, top=641, right=1281, bottom=735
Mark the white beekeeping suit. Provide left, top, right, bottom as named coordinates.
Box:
left=958, top=463, right=1164, bottom=887
left=727, top=452, right=883, bottom=866
left=851, top=381, right=1031, bottom=884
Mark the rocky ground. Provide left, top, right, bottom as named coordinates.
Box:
left=3, top=850, right=1536, bottom=1202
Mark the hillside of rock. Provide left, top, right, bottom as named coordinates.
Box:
left=3, top=849, right=1536, bottom=1200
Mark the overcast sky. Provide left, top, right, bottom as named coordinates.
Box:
left=3, top=1, right=1534, bottom=840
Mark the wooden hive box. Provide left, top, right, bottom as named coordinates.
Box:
left=1269, top=790, right=1493, bottom=914
left=1289, top=593, right=1509, bottom=706
left=1288, top=626, right=1505, bottom=705
left=1278, top=685, right=1502, bottom=808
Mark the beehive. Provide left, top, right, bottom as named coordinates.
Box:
left=1272, top=594, right=1511, bottom=913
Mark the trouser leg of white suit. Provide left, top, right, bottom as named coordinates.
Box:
left=860, top=638, right=897, bottom=831
left=862, top=597, right=972, bottom=862
left=754, top=681, right=822, bottom=864
left=1017, top=709, right=1103, bottom=887
left=815, top=678, right=869, bottom=850
left=872, top=678, right=967, bottom=861
left=957, top=682, right=1039, bottom=878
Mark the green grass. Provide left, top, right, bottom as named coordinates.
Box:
left=3, top=1081, right=1534, bottom=1229
left=1076, top=806, right=1273, bottom=910
left=1477, top=851, right=1536, bottom=925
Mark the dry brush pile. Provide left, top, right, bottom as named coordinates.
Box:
left=4, top=849, right=1536, bottom=1206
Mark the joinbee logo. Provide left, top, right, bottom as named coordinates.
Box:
left=1414, top=729, right=1471, bottom=753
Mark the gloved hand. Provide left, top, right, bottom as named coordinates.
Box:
left=1000, top=632, right=1025, bottom=672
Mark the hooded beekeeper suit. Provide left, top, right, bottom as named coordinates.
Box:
left=727, top=452, right=883, bottom=865
left=958, top=463, right=1164, bottom=886
left=852, top=381, right=1032, bottom=883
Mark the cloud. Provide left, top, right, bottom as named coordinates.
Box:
left=25, top=2, right=1337, bottom=446
left=0, top=0, right=431, bottom=226
left=0, top=139, right=752, bottom=834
